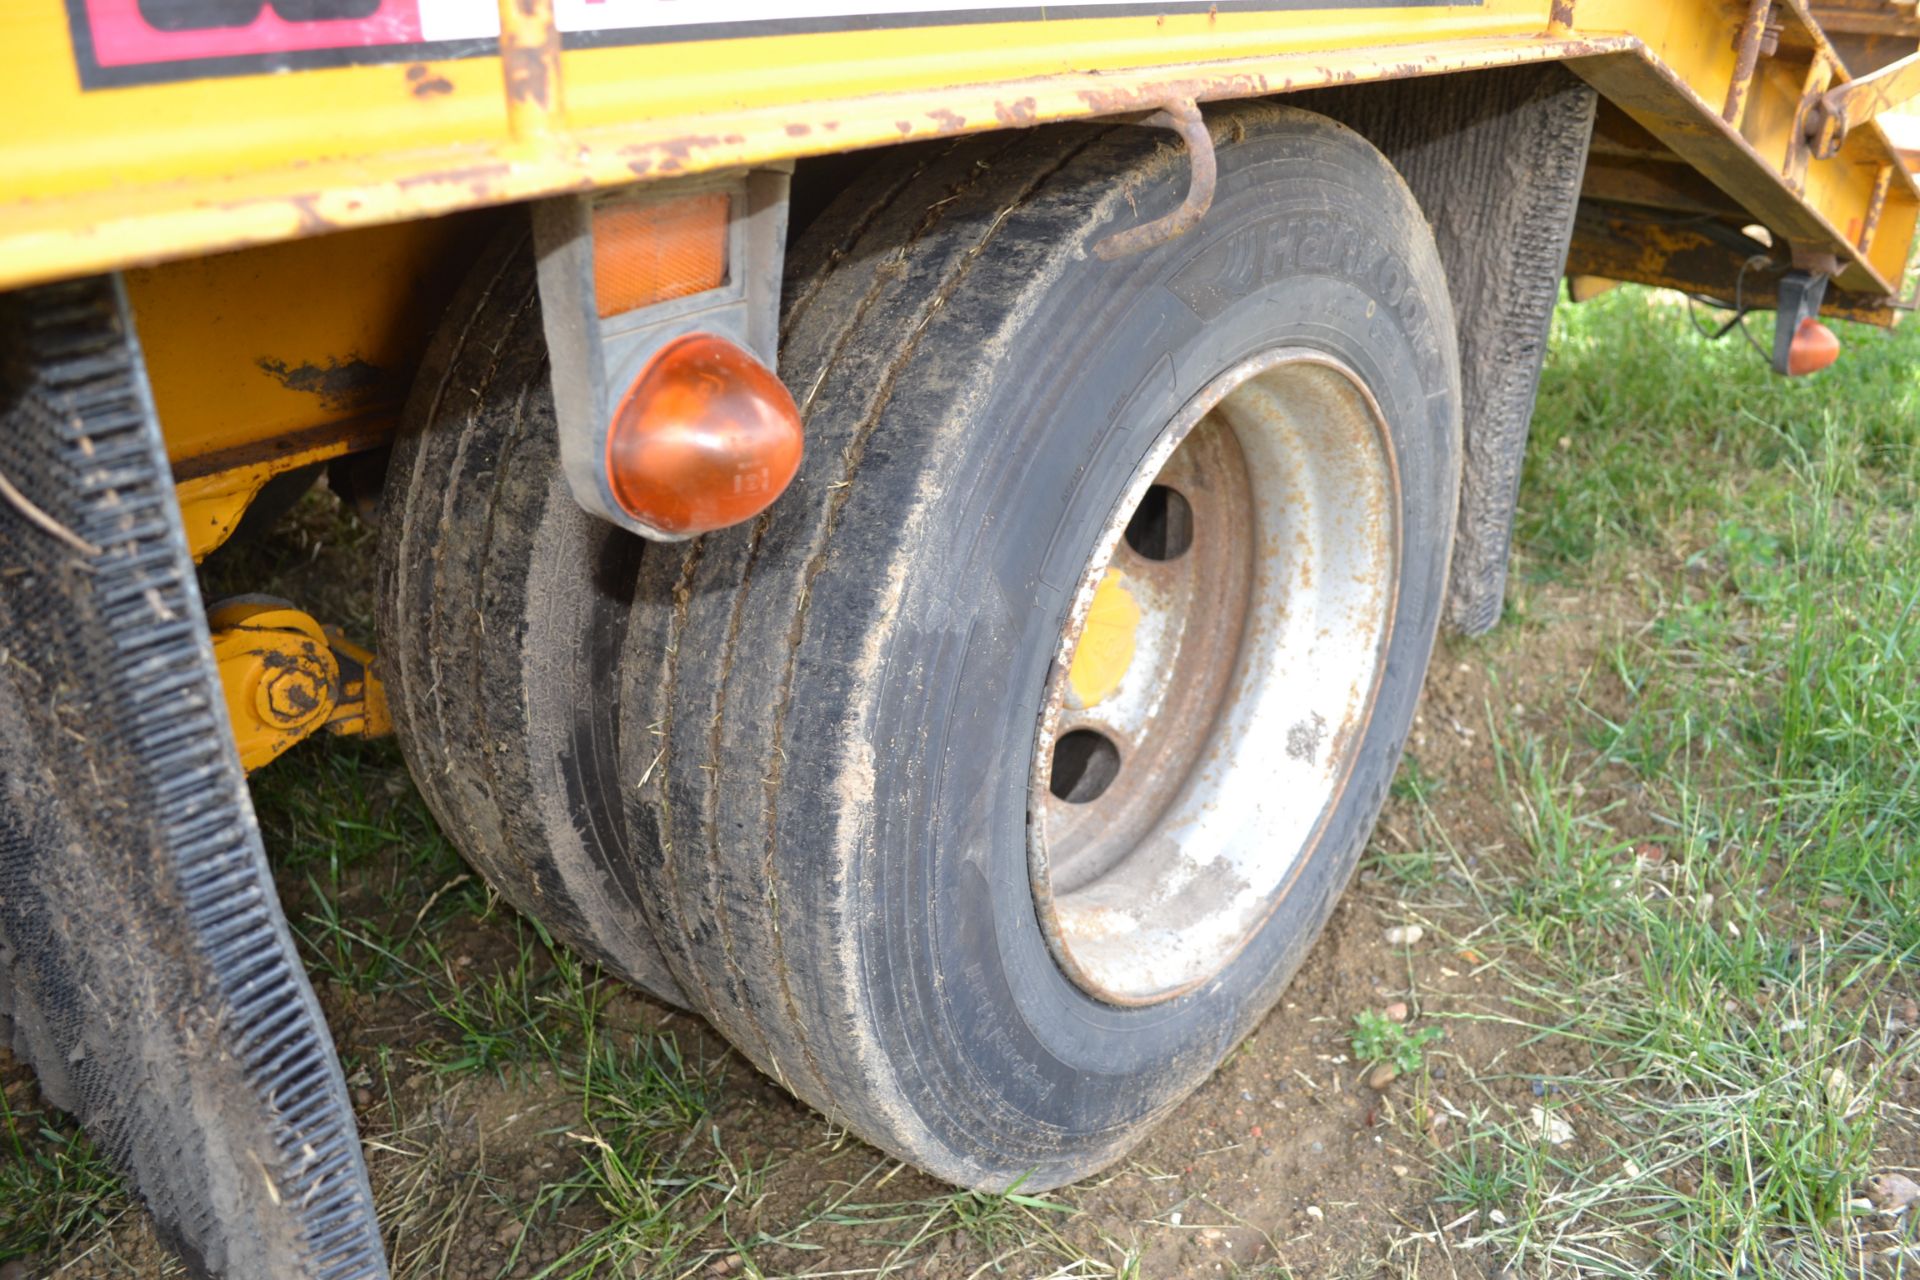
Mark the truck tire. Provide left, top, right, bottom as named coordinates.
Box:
left=377, top=228, right=683, bottom=1006
left=621, top=105, right=1461, bottom=1187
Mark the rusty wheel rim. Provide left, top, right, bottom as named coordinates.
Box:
left=1029, top=349, right=1401, bottom=1006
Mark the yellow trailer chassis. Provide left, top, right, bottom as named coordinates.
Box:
left=4, top=2, right=1920, bottom=1275
left=7, top=0, right=1919, bottom=567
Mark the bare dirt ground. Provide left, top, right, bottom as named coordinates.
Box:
left=0, top=538, right=1670, bottom=1280
left=8, top=290, right=1920, bottom=1278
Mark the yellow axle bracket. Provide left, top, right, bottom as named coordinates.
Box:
left=208, top=598, right=392, bottom=772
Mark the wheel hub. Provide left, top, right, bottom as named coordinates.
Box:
left=1030, top=349, right=1401, bottom=1005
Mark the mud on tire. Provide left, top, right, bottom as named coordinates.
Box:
left=619, top=105, right=1462, bottom=1188
left=377, top=229, right=683, bottom=1006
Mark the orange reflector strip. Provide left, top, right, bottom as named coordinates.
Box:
left=592, top=192, right=730, bottom=318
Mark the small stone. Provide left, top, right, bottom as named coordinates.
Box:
left=1531, top=1106, right=1575, bottom=1146
left=1488, top=1209, right=1508, bottom=1225
left=1384, top=925, right=1425, bottom=946
left=1367, top=1062, right=1400, bottom=1091
left=1383, top=1001, right=1409, bottom=1023
left=352, top=1087, right=373, bottom=1109
left=1392, top=1164, right=1410, bottom=1178
left=1169, top=1210, right=1182, bottom=1226
left=493, top=1219, right=524, bottom=1246
left=1305, top=1205, right=1324, bottom=1221
left=1866, top=1173, right=1920, bottom=1212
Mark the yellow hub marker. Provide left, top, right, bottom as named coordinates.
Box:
left=1068, top=569, right=1141, bottom=709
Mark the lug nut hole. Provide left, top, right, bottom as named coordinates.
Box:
left=1123, top=484, right=1194, bottom=561
left=1050, top=729, right=1121, bottom=804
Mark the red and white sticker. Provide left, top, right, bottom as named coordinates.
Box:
left=70, top=0, right=1420, bottom=87
left=79, top=0, right=428, bottom=71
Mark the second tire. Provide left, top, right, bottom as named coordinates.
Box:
left=619, top=105, right=1462, bottom=1188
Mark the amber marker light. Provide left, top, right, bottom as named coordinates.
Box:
left=1786, top=316, right=1841, bottom=376
left=593, top=191, right=730, bottom=317
left=606, top=333, right=804, bottom=536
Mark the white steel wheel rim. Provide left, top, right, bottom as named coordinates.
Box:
left=1028, top=348, right=1401, bottom=1006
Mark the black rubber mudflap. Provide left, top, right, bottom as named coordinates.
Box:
left=0, top=278, right=388, bottom=1277
left=1298, top=66, right=1598, bottom=635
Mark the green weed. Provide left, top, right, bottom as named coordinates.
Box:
left=1351, top=1010, right=1443, bottom=1075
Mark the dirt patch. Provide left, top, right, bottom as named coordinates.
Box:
left=6, top=596, right=1615, bottom=1279
left=9, top=511, right=1915, bottom=1279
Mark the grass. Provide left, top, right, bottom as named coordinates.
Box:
left=1393, top=289, right=1920, bottom=1277
left=0, top=1088, right=122, bottom=1263
left=3, top=284, right=1918, bottom=1277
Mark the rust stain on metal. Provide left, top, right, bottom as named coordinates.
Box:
left=1549, top=0, right=1576, bottom=32
left=405, top=64, right=454, bottom=97
left=1093, top=98, right=1217, bottom=260
left=995, top=97, right=1040, bottom=127
left=1723, top=0, right=1772, bottom=124
left=505, top=42, right=555, bottom=109
left=255, top=355, right=391, bottom=411
left=1808, top=48, right=1920, bottom=159
left=498, top=0, right=564, bottom=146
left=1565, top=203, right=1898, bottom=322
left=395, top=162, right=511, bottom=192
left=1859, top=163, right=1894, bottom=251
left=621, top=132, right=751, bottom=177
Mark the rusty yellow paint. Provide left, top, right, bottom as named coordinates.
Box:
left=125, top=216, right=493, bottom=472
left=1068, top=570, right=1142, bottom=711
left=1571, top=0, right=1920, bottom=296
left=1, top=0, right=1914, bottom=334
left=0, top=2, right=1630, bottom=290
left=28, top=0, right=1911, bottom=567
left=209, top=598, right=392, bottom=773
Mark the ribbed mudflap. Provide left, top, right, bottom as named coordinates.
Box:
left=0, top=277, right=388, bottom=1278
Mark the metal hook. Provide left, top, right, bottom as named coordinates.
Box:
left=1093, top=99, right=1217, bottom=260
